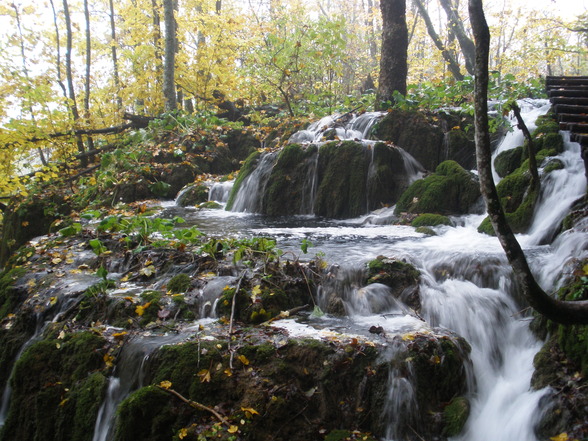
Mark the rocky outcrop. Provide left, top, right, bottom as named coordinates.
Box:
left=373, top=109, right=476, bottom=172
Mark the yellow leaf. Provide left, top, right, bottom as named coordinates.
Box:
left=550, top=434, right=569, bottom=441
left=159, top=380, right=172, bottom=389
left=238, top=354, right=250, bottom=365
left=228, top=425, right=239, bottom=434
left=178, top=428, right=188, bottom=439
left=135, top=302, right=151, bottom=316
left=583, top=264, right=588, bottom=275
left=224, top=368, right=233, bottom=377
left=401, top=333, right=415, bottom=341
left=251, top=285, right=261, bottom=296
left=198, top=369, right=211, bottom=383
left=59, top=398, right=69, bottom=407
left=50, top=296, right=58, bottom=306
left=241, top=407, right=259, bottom=418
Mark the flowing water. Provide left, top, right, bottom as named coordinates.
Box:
left=2, top=102, right=585, bottom=440
left=159, top=100, right=586, bottom=440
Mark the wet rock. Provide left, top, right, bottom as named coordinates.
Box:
left=366, top=256, right=421, bottom=313
left=394, top=160, right=480, bottom=216
left=373, top=109, right=475, bottom=172
left=176, top=183, right=209, bottom=207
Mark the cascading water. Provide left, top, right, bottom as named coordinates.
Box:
left=230, top=152, right=277, bottom=212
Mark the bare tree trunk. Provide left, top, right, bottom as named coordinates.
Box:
left=152, top=0, right=164, bottom=94
left=63, top=0, right=88, bottom=166
left=440, top=0, right=476, bottom=75
left=12, top=4, right=48, bottom=167
left=413, top=0, right=464, bottom=81
left=163, top=0, right=177, bottom=111
left=83, top=0, right=95, bottom=155
left=469, top=0, right=588, bottom=325
left=376, top=0, right=408, bottom=108
left=108, top=0, right=123, bottom=109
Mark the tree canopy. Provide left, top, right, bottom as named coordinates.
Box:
left=0, top=0, right=586, bottom=198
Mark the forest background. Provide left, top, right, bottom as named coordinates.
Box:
left=0, top=0, right=586, bottom=200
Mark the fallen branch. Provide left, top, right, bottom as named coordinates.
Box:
left=262, top=304, right=310, bottom=324
left=157, top=386, right=231, bottom=427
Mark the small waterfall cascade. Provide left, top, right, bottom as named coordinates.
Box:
left=288, top=111, right=385, bottom=144
left=208, top=181, right=234, bottom=203
left=230, top=152, right=277, bottom=212
left=92, top=333, right=188, bottom=441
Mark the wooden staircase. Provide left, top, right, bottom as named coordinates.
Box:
left=546, top=75, right=588, bottom=177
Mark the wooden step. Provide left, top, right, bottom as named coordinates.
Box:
left=548, top=89, right=588, bottom=98
left=551, top=96, right=588, bottom=106
left=547, top=76, right=588, bottom=87
left=557, top=113, right=588, bottom=123
left=554, top=104, right=588, bottom=114
left=563, top=122, right=588, bottom=133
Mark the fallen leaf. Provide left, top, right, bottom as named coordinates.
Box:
left=228, top=425, right=239, bottom=434
left=159, top=380, right=172, bottom=389
left=238, top=354, right=250, bottom=365
left=550, top=434, right=569, bottom=441
left=198, top=369, right=211, bottom=383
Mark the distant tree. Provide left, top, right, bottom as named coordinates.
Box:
left=469, top=0, right=588, bottom=325
left=163, top=0, right=177, bottom=111
left=376, top=0, right=408, bottom=108
left=439, top=0, right=475, bottom=75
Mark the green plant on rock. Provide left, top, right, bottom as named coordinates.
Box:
left=167, top=273, right=191, bottom=294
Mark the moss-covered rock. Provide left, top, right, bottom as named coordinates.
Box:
left=494, top=146, right=523, bottom=178
left=373, top=109, right=475, bottom=172
left=411, top=213, right=452, bottom=228
left=167, top=273, right=192, bottom=294
left=314, top=141, right=370, bottom=218
left=175, top=183, right=209, bottom=207
left=366, top=256, right=421, bottom=311
left=262, top=143, right=318, bottom=216
left=442, top=396, right=470, bottom=437
left=394, top=160, right=480, bottom=216
left=0, top=331, right=107, bottom=441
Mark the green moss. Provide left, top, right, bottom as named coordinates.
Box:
left=1, top=331, right=106, bottom=441
left=494, top=146, right=523, bottom=178
left=411, top=213, right=451, bottom=227
left=415, top=226, right=437, bottom=236
left=477, top=216, right=494, bottom=235
left=543, top=158, right=564, bottom=174
left=114, top=386, right=177, bottom=441
left=262, top=143, right=318, bottom=216
left=443, top=396, right=470, bottom=436
left=395, top=160, right=480, bottom=215
left=313, top=141, right=370, bottom=218
left=225, top=150, right=262, bottom=210
left=167, top=273, right=191, bottom=294
left=197, top=201, right=222, bottom=209
left=0, top=267, right=27, bottom=319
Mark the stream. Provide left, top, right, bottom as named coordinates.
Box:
left=2, top=100, right=586, bottom=441
left=159, top=99, right=586, bottom=440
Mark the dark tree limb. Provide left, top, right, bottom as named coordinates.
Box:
left=469, top=0, right=588, bottom=325
left=413, top=0, right=464, bottom=81
left=509, top=102, right=540, bottom=188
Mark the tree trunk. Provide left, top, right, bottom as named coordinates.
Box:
left=163, top=0, right=177, bottom=111
left=440, top=0, right=476, bottom=75
left=108, top=0, right=123, bottom=109
left=63, top=0, right=88, bottom=166
left=83, top=0, right=95, bottom=156
left=413, top=0, right=464, bottom=81
left=469, top=0, right=588, bottom=325
left=376, top=0, right=408, bottom=108
left=12, top=4, right=47, bottom=167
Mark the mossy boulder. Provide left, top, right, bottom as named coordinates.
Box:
left=313, top=141, right=370, bottom=218
left=373, top=109, right=475, bottom=172
left=494, top=146, right=523, bottom=178
left=112, top=329, right=470, bottom=441
left=0, top=331, right=108, bottom=441
left=394, top=160, right=480, bottom=216
left=175, top=183, right=209, bottom=207
left=0, top=193, right=72, bottom=266
left=411, top=213, right=452, bottom=228
left=262, top=143, right=319, bottom=215
left=366, top=256, right=421, bottom=311
left=442, top=396, right=470, bottom=437
left=477, top=166, right=538, bottom=235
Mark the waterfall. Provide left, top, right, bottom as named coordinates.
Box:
left=91, top=333, right=188, bottom=441
left=208, top=181, right=233, bottom=203
left=230, top=152, right=277, bottom=212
